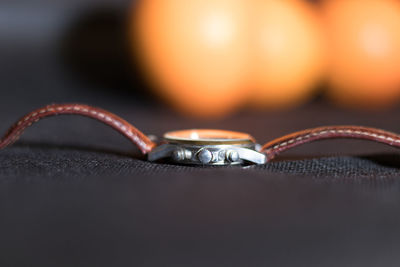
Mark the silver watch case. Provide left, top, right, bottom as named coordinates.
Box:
left=148, top=129, right=267, bottom=165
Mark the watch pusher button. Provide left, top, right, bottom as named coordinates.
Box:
left=172, top=148, right=192, bottom=161
left=197, top=149, right=213, bottom=164
left=226, top=150, right=240, bottom=162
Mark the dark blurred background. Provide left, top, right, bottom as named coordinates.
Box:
left=0, top=0, right=149, bottom=106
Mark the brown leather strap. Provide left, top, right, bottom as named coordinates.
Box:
left=0, top=104, right=156, bottom=154
left=261, top=126, right=400, bottom=162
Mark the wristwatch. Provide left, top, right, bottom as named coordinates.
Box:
left=1, top=103, right=400, bottom=166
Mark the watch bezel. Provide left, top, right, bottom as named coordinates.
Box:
left=163, top=129, right=255, bottom=146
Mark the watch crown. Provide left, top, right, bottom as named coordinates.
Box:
left=197, top=149, right=213, bottom=164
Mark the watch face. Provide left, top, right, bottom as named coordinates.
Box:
left=163, top=129, right=255, bottom=145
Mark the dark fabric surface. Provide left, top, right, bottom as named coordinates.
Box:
left=2, top=2, right=400, bottom=266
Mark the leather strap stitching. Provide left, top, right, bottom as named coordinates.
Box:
left=261, top=126, right=400, bottom=162
left=0, top=104, right=156, bottom=154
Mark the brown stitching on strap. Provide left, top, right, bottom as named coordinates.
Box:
left=261, top=126, right=400, bottom=162
left=0, top=103, right=156, bottom=154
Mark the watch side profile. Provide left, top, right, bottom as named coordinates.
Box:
left=148, top=129, right=267, bottom=165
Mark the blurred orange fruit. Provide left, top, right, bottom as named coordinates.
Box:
left=133, top=0, right=249, bottom=118
left=322, top=0, right=400, bottom=108
left=249, top=0, right=326, bottom=109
